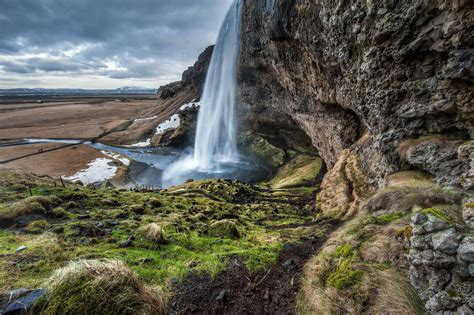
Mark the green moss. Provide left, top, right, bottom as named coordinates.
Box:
left=326, top=258, right=364, bottom=289
left=238, top=132, right=285, bottom=169
left=325, top=242, right=364, bottom=289
left=464, top=202, right=474, bottom=209
left=0, top=171, right=330, bottom=292
left=209, top=220, right=240, bottom=239
left=25, top=220, right=49, bottom=233
left=421, top=207, right=449, bottom=221
left=375, top=211, right=406, bottom=224
left=335, top=243, right=353, bottom=258
left=268, top=155, right=323, bottom=189
left=49, top=207, right=70, bottom=218
left=419, top=206, right=464, bottom=225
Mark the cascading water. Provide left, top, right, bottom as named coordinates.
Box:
left=193, top=0, right=243, bottom=169
left=162, top=0, right=248, bottom=187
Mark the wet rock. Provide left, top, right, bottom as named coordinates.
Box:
left=282, top=258, right=293, bottom=267
left=1, top=289, right=46, bottom=315
left=119, top=239, right=133, bottom=248
left=15, top=246, right=26, bottom=253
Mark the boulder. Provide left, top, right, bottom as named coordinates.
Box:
left=431, top=228, right=461, bottom=255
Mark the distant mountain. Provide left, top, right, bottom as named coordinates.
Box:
left=0, top=86, right=157, bottom=97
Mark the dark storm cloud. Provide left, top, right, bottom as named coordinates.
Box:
left=0, top=0, right=233, bottom=84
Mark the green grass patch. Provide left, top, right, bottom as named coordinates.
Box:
left=375, top=211, right=406, bottom=224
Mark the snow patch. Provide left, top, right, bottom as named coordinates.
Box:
left=156, top=114, right=180, bottom=135
left=155, top=101, right=200, bottom=136
left=101, top=150, right=130, bottom=166
left=64, top=158, right=117, bottom=184
left=134, top=115, right=157, bottom=122
left=24, top=138, right=81, bottom=144
left=179, top=100, right=200, bottom=111
left=127, top=138, right=151, bottom=148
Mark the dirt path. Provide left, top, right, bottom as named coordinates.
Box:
left=170, top=228, right=334, bottom=314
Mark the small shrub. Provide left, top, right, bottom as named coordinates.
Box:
left=103, top=198, right=120, bottom=207
left=30, top=195, right=61, bottom=209
left=31, top=259, right=167, bottom=314
left=0, top=198, right=47, bottom=221
left=9, top=184, right=27, bottom=192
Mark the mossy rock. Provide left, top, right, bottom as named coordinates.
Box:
left=138, top=223, right=167, bottom=244
left=268, top=154, right=323, bottom=188
left=209, top=220, right=240, bottom=239
left=25, top=220, right=49, bottom=234
left=238, top=132, right=285, bottom=170
left=49, top=207, right=70, bottom=219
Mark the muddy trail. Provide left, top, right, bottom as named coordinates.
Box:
left=170, top=223, right=336, bottom=315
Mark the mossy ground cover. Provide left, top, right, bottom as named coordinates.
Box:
left=267, top=154, right=323, bottom=189
left=0, top=171, right=326, bottom=292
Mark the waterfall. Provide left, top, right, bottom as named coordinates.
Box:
left=162, top=0, right=244, bottom=186
left=193, top=0, right=243, bottom=169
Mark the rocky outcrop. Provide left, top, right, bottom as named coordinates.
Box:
left=238, top=1, right=473, bottom=313
left=158, top=46, right=214, bottom=100
left=238, top=0, right=473, bottom=185
left=102, top=47, right=213, bottom=147
left=409, top=204, right=474, bottom=313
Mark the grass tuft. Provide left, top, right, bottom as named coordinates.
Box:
left=32, top=259, right=167, bottom=315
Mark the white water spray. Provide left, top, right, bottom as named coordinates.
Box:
left=162, top=0, right=244, bottom=186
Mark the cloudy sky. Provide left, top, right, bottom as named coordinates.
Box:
left=0, top=0, right=233, bottom=89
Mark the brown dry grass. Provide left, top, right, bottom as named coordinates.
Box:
left=138, top=223, right=167, bottom=244
left=298, top=215, right=425, bottom=314
left=0, top=98, right=155, bottom=140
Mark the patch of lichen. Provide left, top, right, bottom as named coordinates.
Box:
left=0, top=171, right=327, bottom=292
left=267, top=154, right=323, bottom=189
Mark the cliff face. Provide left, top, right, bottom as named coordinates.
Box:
left=238, top=0, right=474, bottom=313
left=158, top=45, right=214, bottom=100
left=238, top=0, right=473, bottom=187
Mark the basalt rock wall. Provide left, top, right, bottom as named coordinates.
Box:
left=238, top=0, right=473, bottom=187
